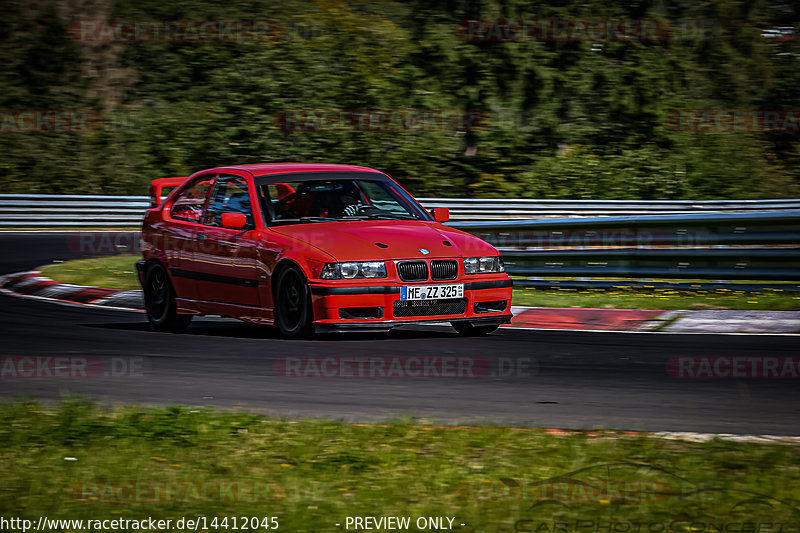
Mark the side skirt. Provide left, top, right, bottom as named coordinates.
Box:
left=175, top=298, right=275, bottom=326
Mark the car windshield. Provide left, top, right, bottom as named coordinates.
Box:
left=257, top=173, right=430, bottom=225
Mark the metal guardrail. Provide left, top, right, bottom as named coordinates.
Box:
left=2, top=194, right=800, bottom=226
left=451, top=210, right=800, bottom=246
left=0, top=195, right=151, bottom=227
left=1, top=194, right=798, bottom=286
left=419, top=197, right=800, bottom=220
left=449, top=210, right=800, bottom=282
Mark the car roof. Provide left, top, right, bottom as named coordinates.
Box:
left=213, top=163, right=383, bottom=177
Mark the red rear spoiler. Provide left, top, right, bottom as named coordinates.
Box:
left=150, top=177, right=188, bottom=207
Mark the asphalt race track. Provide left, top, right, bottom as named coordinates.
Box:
left=1, top=232, right=798, bottom=435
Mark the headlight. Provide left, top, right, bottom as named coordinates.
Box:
left=464, top=256, right=504, bottom=274
left=321, top=261, right=387, bottom=279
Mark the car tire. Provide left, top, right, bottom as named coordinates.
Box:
left=144, top=262, right=192, bottom=332
left=451, top=321, right=499, bottom=336
left=274, top=264, right=314, bottom=338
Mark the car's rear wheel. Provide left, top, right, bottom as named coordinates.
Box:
left=451, top=321, right=499, bottom=336
left=144, top=262, right=192, bottom=332
left=275, top=264, right=313, bottom=338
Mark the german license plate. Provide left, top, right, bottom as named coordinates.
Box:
left=400, top=284, right=464, bottom=301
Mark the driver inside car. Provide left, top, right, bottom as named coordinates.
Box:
left=313, top=181, right=366, bottom=217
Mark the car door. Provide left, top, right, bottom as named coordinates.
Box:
left=189, top=173, right=261, bottom=307
left=163, top=174, right=215, bottom=300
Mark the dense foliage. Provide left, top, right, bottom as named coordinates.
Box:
left=0, top=0, right=798, bottom=198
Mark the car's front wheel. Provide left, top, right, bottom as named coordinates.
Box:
left=144, top=262, right=192, bottom=332
left=451, top=321, right=499, bottom=336
left=274, top=264, right=313, bottom=338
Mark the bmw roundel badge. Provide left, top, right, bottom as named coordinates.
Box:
left=419, top=248, right=430, bottom=255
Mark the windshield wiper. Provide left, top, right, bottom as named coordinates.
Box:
left=271, top=216, right=340, bottom=224
left=363, top=212, right=418, bottom=220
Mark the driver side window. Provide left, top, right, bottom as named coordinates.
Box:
left=204, top=174, right=255, bottom=228
left=171, top=176, right=213, bottom=223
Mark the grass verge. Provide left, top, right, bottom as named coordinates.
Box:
left=39, top=255, right=141, bottom=291
left=2, top=401, right=799, bottom=530
left=37, top=255, right=800, bottom=310
left=511, top=286, right=800, bottom=310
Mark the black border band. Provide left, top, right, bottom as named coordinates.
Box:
left=309, top=278, right=512, bottom=296
left=310, top=285, right=401, bottom=296
left=464, top=279, right=514, bottom=290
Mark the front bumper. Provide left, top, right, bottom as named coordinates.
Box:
left=313, top=315, right=511, bottom=333
left=308, top=276, right=513, bottom=332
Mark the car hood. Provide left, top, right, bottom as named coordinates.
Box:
left=269, top=220, right=497, bottom=261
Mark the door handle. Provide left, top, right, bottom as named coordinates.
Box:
left=197, top=233, right=206, bottom=242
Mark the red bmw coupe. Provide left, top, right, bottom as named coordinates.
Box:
left=137, top=163, right=512, bottom=337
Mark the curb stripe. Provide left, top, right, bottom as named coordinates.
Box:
left=2, top=271, right=798, bottom=334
